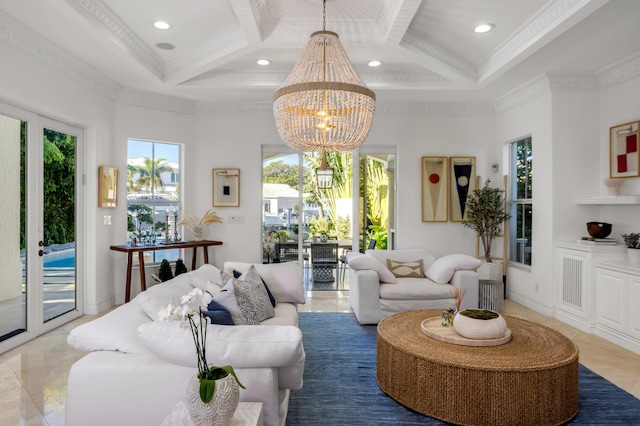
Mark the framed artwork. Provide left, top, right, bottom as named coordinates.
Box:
left=212, top=168, right=240, bottom=207
left=421, top=156, right=448, bottom=222
left=610, top=121, right=640, bottom=178
left=449, top=156, right=476, bottom=222
left=98, top=166, right=118, bottom=208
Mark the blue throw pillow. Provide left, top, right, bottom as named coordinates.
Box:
left=233, top=269, right=276, bottom=307
left=203, top=300, right=235, bottom=325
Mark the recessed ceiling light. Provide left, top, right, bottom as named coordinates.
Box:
left=153, top=21, right=171, bottom=30
left=367, top=60, right=382, bottom=67
left=156, top=43, right=175, bottom=50
left=257, top=59, right=271, bottom=66
left=474, top=24, right=494, bottom=33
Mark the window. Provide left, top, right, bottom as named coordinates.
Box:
left=509, top=137, right=532, bottom=266
left=127, top=139, right=181, bottom=262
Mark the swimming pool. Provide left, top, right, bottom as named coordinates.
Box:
left=43, top=250, right=75, bottom=268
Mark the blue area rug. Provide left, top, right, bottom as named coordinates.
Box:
left=287, top=312, right=640, bottom=425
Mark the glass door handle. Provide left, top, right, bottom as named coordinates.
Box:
left=39, top=240, right=44, bottom=246
left=38, top=250, right=44, bottom=256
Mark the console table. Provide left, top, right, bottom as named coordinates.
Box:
left=110, top=240, right=223, bottom=302
left=377, top=310, right=579, bottom=425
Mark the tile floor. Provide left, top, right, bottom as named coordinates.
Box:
left=1, top=293, right=639, bottom=425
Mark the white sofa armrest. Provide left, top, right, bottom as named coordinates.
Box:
left=450, top=270, right=479, bottom=310
left=349, top=269, right=385, bottom=325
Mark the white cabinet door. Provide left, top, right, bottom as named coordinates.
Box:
left=595, top=267, right=627, bottom=331
left=628, top=275, right=640, bottom=340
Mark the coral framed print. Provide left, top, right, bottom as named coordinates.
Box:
left=610, top=121, right=640, bottom=178
left=449, top=156, right=476, bottom=222
left=212, top=168, right=240, bottom=207
left=421, top=156, right=448, bottom=222
left=98, top=166, right=118, bottom=208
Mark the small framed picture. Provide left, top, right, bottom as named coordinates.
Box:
left=449, top=156, right=476, bottom=222
left=610, top=121, right=640, bottom=178
left=421, top=156, right=448, bottom=222
left=98, top=165, right=118, bottom=208
left=212, top=168, right=240, bottom=207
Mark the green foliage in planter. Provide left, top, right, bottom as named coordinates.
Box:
left=158, top=259, right=174, bottom=282
left=459, top=309, right=499, bottom=320
left=622, top=233, right=640, bottom=249
left=463, top=179, right=510, bottom=263
left=174, top=258, right=188, bottom=276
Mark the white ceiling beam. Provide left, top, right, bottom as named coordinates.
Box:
left=477, top=0, right=610, bottom=85
left=228, top=0, right=269, bottom=44
left=380, top=0, right=423, bottom=45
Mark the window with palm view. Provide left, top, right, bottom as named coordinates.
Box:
left=127, top=139, right=181, bottom=262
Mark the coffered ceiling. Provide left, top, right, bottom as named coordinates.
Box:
left=2, top=0, right=640, bottom=104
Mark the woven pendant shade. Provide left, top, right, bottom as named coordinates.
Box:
left=273, top=30, right=376, bottom=152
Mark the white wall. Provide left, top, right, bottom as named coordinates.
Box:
left=0, top=42, right=116, bottom=314
left=495, top=83, right=553, bottom=313
left=597, top=74, right=640, bottom=236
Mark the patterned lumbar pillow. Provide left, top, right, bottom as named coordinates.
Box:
left=386, top=259, right=424, bottom=278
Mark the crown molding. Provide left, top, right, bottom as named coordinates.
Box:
left=64, top=0, right=164, bottom=81
left=492, top=75, right=551, bottom=114
left=598, top=50, right=640, bottom=89
left=195, top=101, right=274, bottom=116
left=0, top=10, right=122, bottom=101
left=547, top=74, right=598, bottom=91
left=376, top=102, right=494, bottom=116
left=401, top=31, right=477, bottom=80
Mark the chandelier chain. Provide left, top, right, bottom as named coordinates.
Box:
left=323, top=0, right=326, bottom=31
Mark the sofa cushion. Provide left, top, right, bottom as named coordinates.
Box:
left=366, top=249, right=437, bottom=275
left=136, top=275, right=194, bottom=321
left=67, top=298, right=151, bottom=354
left=387, top=259, right=424, bottom=278
left=426, top=254, right=482, bottom=284
left=379, top=278, right=455, bottom=300
left=347, top=253, right=396, bottom=283
left=211, top=281, right=246, bottom=325
left=223, top=261, right=305, bottom=304
left=137, top=321, right=305, bottom=369
left=221, top=266, right=275, bottom=324
left=203, top=300, right=235, bottom=325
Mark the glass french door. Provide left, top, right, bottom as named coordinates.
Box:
left=0, top=104, right=83, bottom=354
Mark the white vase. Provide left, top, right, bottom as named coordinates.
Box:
left=628, top=248, right=640, bottom=264
left=192, top=225, right=208, bottom=241
left=186, top=374, right=239, bottom=426
left=453, top=309, right=507, bottom=340
left=477, top=261, right=502, bottom=281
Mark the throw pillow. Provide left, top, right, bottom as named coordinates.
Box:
left=387, top=259, right=424, bottom=278
left=425, top=254, right=482, bottom=284
left=220, top=266, right=275, bottom=325
left=233, top=269, right=276, bottom=307
left=223, top=261, right=305, bottom=304
left=347, top=254, right=397, bottom=283
left=202, top=300, right=234, bottom=325
left=211, top=282, right=246, bottom=325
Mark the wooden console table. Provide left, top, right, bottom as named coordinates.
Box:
left=110, top=240, right=223, bottom=302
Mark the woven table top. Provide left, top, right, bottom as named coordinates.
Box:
left=377, top=309, right=578, bottom=371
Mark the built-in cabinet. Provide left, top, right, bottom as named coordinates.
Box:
left=554, top=242, right=640, bottom=355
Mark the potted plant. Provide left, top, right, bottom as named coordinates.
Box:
left=160, top=288, right=245, bottom=425
left=177, top=209, right=223, bottom=241
left=463, top=179, right=510, bottom=279
left=621, top=233, right=640, bottom=263
left=275, top=230, right=289, bottom=243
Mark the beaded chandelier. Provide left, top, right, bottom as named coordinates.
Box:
left=273, top=0, right=376, bottom=153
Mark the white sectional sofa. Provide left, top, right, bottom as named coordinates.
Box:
left=66, top=261, right=306, bottom=426
left=348, top=249, right=480, bottom=324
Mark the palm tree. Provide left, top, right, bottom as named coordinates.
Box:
left=132, top=158, right=174, bottom=192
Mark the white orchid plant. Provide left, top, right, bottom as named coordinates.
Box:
left=159, top=288, right=244, bottom=403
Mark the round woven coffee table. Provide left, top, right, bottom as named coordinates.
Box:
left=377, top=310, right=579, bottom=426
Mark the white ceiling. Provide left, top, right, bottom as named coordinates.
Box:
left=2, top=0, right=640, bottom=104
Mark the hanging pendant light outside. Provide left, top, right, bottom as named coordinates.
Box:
left=316, top=151, right=334, bottom=189
left=273, top=0, right=376, bottom=152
